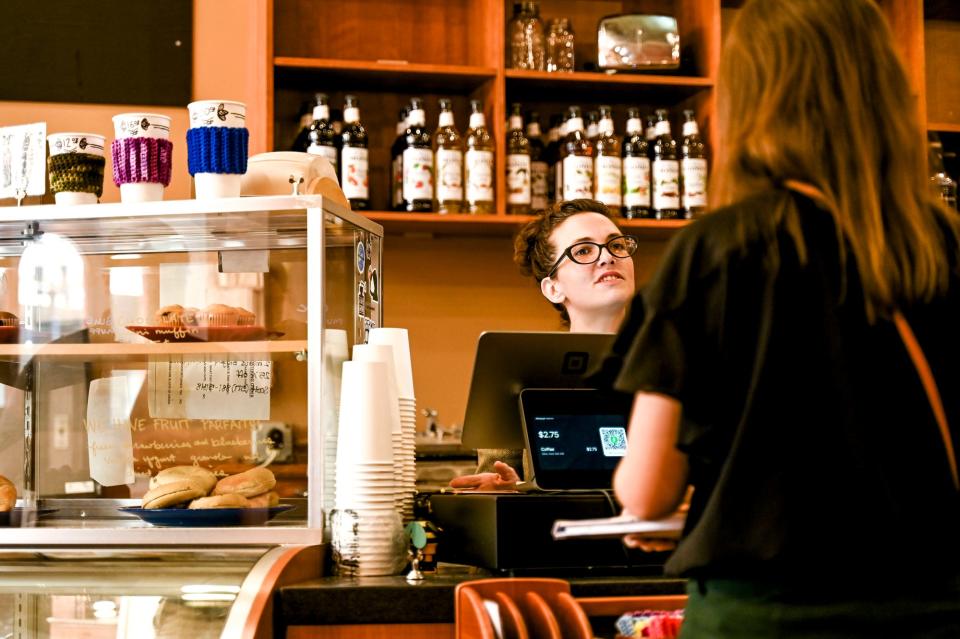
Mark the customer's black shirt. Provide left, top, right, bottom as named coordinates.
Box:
left=614, top=189, right=960, bottom=580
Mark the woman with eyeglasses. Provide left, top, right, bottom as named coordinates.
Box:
left=610, top=0, right=960, bottom=636
left=449, top=198, right=638, bottom=490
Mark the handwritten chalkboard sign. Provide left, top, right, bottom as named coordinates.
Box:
left=0, top=0, right=191, bottom=106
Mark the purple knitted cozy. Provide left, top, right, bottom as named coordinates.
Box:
left=111, top=137, right=174, bottom=187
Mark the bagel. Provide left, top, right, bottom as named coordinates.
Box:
left=149, top=466, right=217, bottom=495
left=142, top=480, right=206, bottom=509
left=189, top=494, right=250, bottom=509
left=246, top=491, right=279, bottom=508
left=212, top=467, right=276, bottom=497
left=0, top=475, right=16, bottom=512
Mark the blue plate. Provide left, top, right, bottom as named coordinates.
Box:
left=119, top=504, right=294, bottom=527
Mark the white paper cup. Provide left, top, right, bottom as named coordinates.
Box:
left=112, top=113, right=171, bottom=140
left=48, top=132, right=106, bottom=157
left=54, top=192, right=97, bottom=205
left=352, top=344, right=402, bottom=434
left=337, top=360, right=395, bottom=465
left=120, top=183, right=164, bottom=202
left=194, top=172, right=242, bottom=199
left=368, top=328, right=415, bottom=399
left=188, top=100, right=246, bottom=128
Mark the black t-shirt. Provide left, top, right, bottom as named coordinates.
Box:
left=613, top=188, right=960, bottom=581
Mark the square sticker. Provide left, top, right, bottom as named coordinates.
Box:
left=599, top=427, right=628, bottom=457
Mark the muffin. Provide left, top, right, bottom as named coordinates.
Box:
left=181, top=307, right=199, bottom=326
left=155, top=304, right=185, bottom=326
left=196, top=303, right=239, bottom=326
left=0, top=311, right=18, bottom=327
left=235, top=307, right=256, bottom=326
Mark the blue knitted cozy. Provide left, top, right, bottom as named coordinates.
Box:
left=187, top=126, right=249, bottom=175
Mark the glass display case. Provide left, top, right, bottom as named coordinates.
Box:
left=0, top=546, right=322, bottom=638
left=0, top=195, right=382, bottom=544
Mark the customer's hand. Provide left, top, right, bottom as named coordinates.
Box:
left=621, top=495, right=690, bottom=552
left=448, top=461, right=520, bottom=491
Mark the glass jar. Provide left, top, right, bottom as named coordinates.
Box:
left=508, top=1, right=545, bottom=71
left=546, top=18, right=575, bottom=73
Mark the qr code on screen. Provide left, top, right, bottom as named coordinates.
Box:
left=599, top=427, right=628, bottom=457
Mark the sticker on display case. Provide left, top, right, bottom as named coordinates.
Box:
left=357, top=240, right=366, bottom=274
left=85, top=375, right=139, bottom=487
left=148, top=354, right=272, bottom=421
left=0, top=122, right=46, bottom=201
left=357, top=281, right=366, bottom=318
left=369, top=268, right=380, bottom=303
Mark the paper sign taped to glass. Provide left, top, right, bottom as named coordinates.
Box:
left=0, top=122, right=47, bottom=199
left=148, top=354, right=272, bottom=421
left=86, top=375, right=141, bottom=487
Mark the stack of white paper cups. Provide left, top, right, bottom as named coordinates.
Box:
left=352, top=343, right=404, bottom=514
left=321, top=329, right=349, bottom=520
left=368, top=328, right=416, bottom=522
left=333, top=359, right=405, bottom=576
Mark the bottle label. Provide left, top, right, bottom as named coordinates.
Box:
left=506, top=154, right=531, bottom=205
left=562, top=155, right=593, bottom=200
left=623, top=156, right=651, bottom=208
left=465, top=149, right=494, bottom=203
left=531, top=161, right=549, bottom=210
left=652, top=159, right=680, bottom=211
left=402, top=147, right=433, bottom=202
left=435, top=148, right=464, bottom=202
left=392, top=155, right=402, bottom=207
left=308, top=143, right=338, bottom=175
left=554, top=161, right=564, bottom=202
left=681, top=157, right=708, bottom=209
left=341, top=147, right=369, bottom=200
left=593, top=155, right=622, bottom=207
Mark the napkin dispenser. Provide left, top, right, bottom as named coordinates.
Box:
left=597, top=14, right=680, bottom=71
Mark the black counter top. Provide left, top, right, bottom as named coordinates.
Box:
left=277, top=568, right=686, bottom=626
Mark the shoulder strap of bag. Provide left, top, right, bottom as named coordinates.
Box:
left=783, top=179, right=959, bottom=491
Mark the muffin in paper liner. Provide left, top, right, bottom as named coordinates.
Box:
left=196, top=304, right=239, bottom=327
left=235, top=307, right=256, bottom=326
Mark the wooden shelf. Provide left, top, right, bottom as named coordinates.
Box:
left=0, top=340, right=307, bottom=360
left=274, top=57, right=497, bottom=93
left=929, top=121, right=960, bottom=133
left=505, top=69, right=712, bottom=104
left=362, top=211, right=690, bottom=239
left=926, top=0, right=960, bottom=21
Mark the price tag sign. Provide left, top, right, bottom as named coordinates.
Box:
left=148, top=354, right=272, bottom=421
left=0, top=122, right=46, bottom=201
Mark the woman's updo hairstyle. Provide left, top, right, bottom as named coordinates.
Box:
left=513, top=199, right=614, bottom=321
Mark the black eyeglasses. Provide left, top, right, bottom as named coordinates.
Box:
left=546, top=235, right=639, bottom=278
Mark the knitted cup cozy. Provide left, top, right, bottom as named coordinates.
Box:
left=48, top=153, right=106, bottom=197
left=186, top=127, right=249, bottom=176
left=111, top=137, right=173, bottom=187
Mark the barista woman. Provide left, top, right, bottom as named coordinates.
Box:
left=612, top=0, right=960, bottom=636
left=450, top=199, right=638, bottom=490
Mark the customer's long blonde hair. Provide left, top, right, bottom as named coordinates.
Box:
left=712, top=0, right=959, bottom=315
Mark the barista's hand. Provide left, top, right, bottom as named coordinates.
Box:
left=448, top=461, right=520, bottom=491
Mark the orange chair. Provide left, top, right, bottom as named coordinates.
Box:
left=455, top=578, right=688, bottom=639
left=455, top=578, right=589, bottom=639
